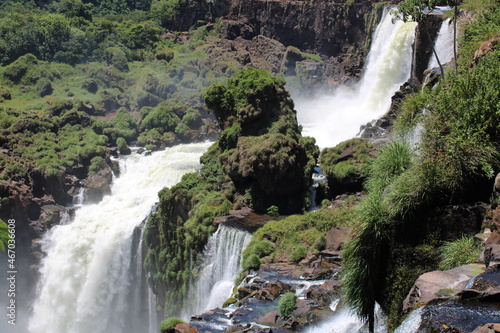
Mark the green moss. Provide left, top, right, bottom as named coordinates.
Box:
left=159, top=317, right=184, bottom=333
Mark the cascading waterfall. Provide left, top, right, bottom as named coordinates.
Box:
left=428, top=18, right=454, bottom=69
left=183, top=225, right=252, bottom=318
left=29, top=142, right=211, bottom=333
left=295, top=7, right=417, bottom=149
left=304, top=303, right=387, bottom=333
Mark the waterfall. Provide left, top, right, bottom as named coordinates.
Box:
left=304, top=303, right=387, bottom=333
left=183, top=225, right=252, bottom=318
left=428, top=18, right=454, bottom=69
left=29, top=142, right=211, bottom=333
left=295, top=7, right=417, bottom=149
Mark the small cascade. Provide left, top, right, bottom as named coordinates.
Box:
left=295, top=7, right=417, bottom=149
left=183, top=225, right=252, bottom=318
left=428, top=18, right=454, bottom=69
left=304, top=303, right=387, bottom=333
left=394, top=307, right=423, bottom=333
left=73, top=186, right=85, bottom=206
left=29, top=142, right=211, bottom=333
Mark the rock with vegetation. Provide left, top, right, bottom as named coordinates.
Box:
left=145, top=68, right=317, bottom=316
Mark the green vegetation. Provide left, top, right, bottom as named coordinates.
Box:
left=145, top=68, right=317, bottom=317
left=242, top=203, right=357, bottom=266
left=439, top=235, right=482, bottom=270
left=0, top=220, right=9, bottom=252
left=320, top=138, right=375, bottom=196
left=205, top=68, right=317, bottom=214
left=278, top=292, right=297, bottom=317
left=343, top=1, right=500, bottom=331
left=159, top=317, right=185, bottom=333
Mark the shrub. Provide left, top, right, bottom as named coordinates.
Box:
left=278, top=292, right=297, bottom=317
left=105, top=47, right=129, bottom=72
left=439, top=235, right=482, bottom=270
left=89, top=156, right=105, bottom=174
left=290, top=245, right=308, bottom=262
left=267, top=205, right=279, bottom=217
left=159, top=317, right=184, bottom=333
left=156, top=48, right=174, bottom=62
left=36, top=78, right=54, bottom=97
left=116, top=137, right=130, bottom=155
left=242, top=254, right=261, bottom=270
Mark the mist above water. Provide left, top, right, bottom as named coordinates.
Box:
left=294, top=8, right=417, bottom=150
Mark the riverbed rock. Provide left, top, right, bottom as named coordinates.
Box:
left=459, top=269, right=500, bottom=302
left=38, top=204, right=64, bottom=229
left=84, top=169, right=112, bottom=203
left=174, top=323, right=199, bottom=333
left=255, top=280, right=294, bottom=301
left=484, top=231, right=500, bottom=267
left=291, top=298, right=334, bottom=326
left=472, top=323, right=500, bottom=333
left=415, top=301, right=500, bottom=333
left=402, top=263, right=485, bottom=313
left=325, top=227, right=350, bottom=251
left=306, top=280, right=343, bottom=306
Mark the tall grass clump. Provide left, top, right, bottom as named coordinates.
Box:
left=439, top=235, right=482, bottom=270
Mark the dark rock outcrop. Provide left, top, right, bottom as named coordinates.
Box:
left=83, top=168, right=113, bottom=203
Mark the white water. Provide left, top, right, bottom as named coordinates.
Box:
left=428, top=18, right=454, bottom=69
left=183, top=225, right=252, bottom=318
left=304, top=303, right=387, bottom=333
left=295, top=8, right=417, bottom=149
left=29, top=142, right=211, bottom=333
left=394, top=307, right=423, bottom=333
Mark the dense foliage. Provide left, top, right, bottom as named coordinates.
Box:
left=343, top=0, right=500, bottom=331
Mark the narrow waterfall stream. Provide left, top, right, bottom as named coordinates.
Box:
left=29, top=142, right=211, bottom=333
left=428, top=18, right=454, bottom=69
left=295, top=7, right=417, bottom=149
left=183, top=225, right=252, bottom=319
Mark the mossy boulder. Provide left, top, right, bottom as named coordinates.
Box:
left=320, top=138, right=374, bottom=196
left=221, top=133, right=309, bottom=214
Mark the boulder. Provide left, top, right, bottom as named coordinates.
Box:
left=84, top=169, right=112, bottom=203
left=254, top=311, right=280, bottom=326
left=472, top=38, right=500, bottom=67
left=255, top=280, right=293, bottom=301
left=174, top=323, right=199, bottom=333
left=459, top=269, right=500, bottom=302
left=472, top=323, right=500, bottom=333
left=325, top=227, right=350, bottom=251
left=484, top=231, right=500, bottom=267
left=492, top=205, right=500, bottom=230
left=38, top=204, right=64, bottom=229
left=306, top=280, right=342, bottom=306
left=402, top=264, right=485, bottom=312
left=415, top=301, right=500, bottom=333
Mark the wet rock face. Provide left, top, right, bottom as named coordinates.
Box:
left=416, top=302, right=500, bottom=333
left=225, top=0, right=376, bottom=58
left=83, top=168, right=112, bottom=203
